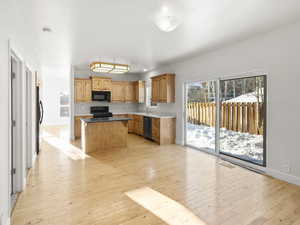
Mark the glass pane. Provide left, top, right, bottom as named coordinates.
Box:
left=60, top=106, right=69, bottom=117
left=186, top=80, right=216, bottom=152
left=220, top=76, right=266, bottom=165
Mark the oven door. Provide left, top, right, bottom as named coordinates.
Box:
left=92, top=91, right=111, bottom=102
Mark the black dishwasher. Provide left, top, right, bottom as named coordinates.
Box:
left=143, top=116, right=152, bottom=140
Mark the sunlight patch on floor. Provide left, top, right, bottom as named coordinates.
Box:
left=43, top=132, right=90, bottom=160
left=126, top=187, right=207, bottom=225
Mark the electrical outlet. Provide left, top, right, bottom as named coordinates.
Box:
left=282, top=161, right=291, bottom=173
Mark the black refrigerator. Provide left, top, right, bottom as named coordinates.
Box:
left=36, top=86, right=44, bottom=154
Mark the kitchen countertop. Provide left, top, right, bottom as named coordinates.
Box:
left=81, top=117, right=132, bottom=123
left=112, top=112, right=176, bottom=119
left=76, top=112, right=176, bottom=119
left=75, top=113, right=93, bottom=116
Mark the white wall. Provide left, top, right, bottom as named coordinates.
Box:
left=142, top=20, right=300, bottom=185
left=0, top=1, right=40, bottom=224
left=42, top=67, right=71, bottom=126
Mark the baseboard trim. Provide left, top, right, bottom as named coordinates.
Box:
left=266, top=168, right=300, bottom=186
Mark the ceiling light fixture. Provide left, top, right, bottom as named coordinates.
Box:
left=154, top=3, right=182, bottom=32
left=42, top=27, right=52, bottom=32
left=90, top=62, right=130, bottom=74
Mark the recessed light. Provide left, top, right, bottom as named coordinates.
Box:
left=143, top=69, right=148, bottom=72
left=42, top=27, right=52, bottom=32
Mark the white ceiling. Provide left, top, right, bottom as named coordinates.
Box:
left=36, top=0, right=300, bottom=73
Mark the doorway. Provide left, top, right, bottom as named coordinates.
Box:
left=185, top=80, right=217, bottom=153
left=10, top=56, right=18, bottom=209
left=185, top=75, right=267, bottom=167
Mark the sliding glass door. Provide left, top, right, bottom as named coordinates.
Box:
left=185, top=75, right=266, bottom=166
left=185, top=80, right=217, bottom=153
left=219, top=76, right=266, bottom=166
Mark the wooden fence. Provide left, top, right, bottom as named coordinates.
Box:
left=187, top=102, right=264, bottom=135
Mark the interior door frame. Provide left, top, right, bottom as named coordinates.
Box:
left=183, top=72, right=268, bottom=170
left=25, top=66, right=34, bottom=170
left=183, top=78, right=219, bottom=157
left=218, top=74, right=267, bottom=167
left=8, top=41, right=27, bottom=212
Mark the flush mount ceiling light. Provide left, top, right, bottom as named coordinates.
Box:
left=90, top=62, right=130, bottom=74
left=42, top=27, right=52, bottom=32
left=154, top=3, right=183, bottom=32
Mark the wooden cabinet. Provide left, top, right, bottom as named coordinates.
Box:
left=112, top=114, right=140, bottom=134
left=75, top=78, right=92, bottom=102
left=125, top=82, right=135, bottom=102
left=151, top=74, right=175, bottom=103
left=75, top=115, right=93, bottom=139
left=151, top=118, right=176, bottom=145
left=151, top=78, right=160, bottom=103
left=132, top=115, right=144, bottom=136
left=127, top=114, right=134, bottom=133
left=134, top=81, right=145, bottom=103
left=91, top=76, right=112, bottom=91
left=112, top=81, right=125, bottom=102
left=152, top=118, right=160, bottom=142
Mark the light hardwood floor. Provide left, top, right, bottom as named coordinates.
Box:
left=12, top=126, right=300, bottom=225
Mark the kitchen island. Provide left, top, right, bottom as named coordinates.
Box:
left=81, top=117, right=132, bottom=153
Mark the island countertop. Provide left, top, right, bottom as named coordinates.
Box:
left=81, top=117, right=132, bottom=123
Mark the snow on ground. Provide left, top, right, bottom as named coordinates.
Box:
left=224, top=89, right=263, bottom=103
left=186, top=123, right=263, bottom=165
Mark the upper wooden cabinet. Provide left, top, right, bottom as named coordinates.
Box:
left=75, top=78, right=92, bottom=102
left=134, top=81, right=145, bottom=103
left=151, top=74, right=175, bottom=103
left=111, top=81, right=144, bottom=103
left=91, top=76, right=112, bottom=91
left=112, top=81, right=126, bottom=102
left=125, top=82, right=136, bottom=102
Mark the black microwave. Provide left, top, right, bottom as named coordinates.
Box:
left=92, top=91, right=111, bottom=102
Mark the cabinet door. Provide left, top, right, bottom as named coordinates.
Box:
left=112, top=81, right=125, bottom=102
left=152, top=118, right=160, bottom=142
left=92, top=78, right=100, bottom=91
left=125, top=82, right=135, bottom=102
left=127, top=114, right=134, bottom=133
left=102, top=79, right=112, bottom=91
left=137, top=115, right=144, bottom=135
left=151, top=78, right=159, bottom=103
left=75, top=80, right=83, bottom=102
left=134, top=81, right=139, bottom=102
left=84, top=80, right=92, bottom=102
left=159, top=76, right=167, bottom=102
left=135, top=81, right=145, bottom=103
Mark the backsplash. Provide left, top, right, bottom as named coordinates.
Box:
left=75, top=102, right=139, bottom=114
left=138, top=103, right=177, bottom=114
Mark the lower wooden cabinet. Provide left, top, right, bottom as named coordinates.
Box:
left=152, top=118, right=176, bottom=145
left=127, top=114, right=134, bottom=133
left=132, top=115, right=144, bottom=136
left=152, top=118, right=160, bottom=142
left=75, top=115, right=93, bottom=139
left=77, top=114, right=176, bottom=145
